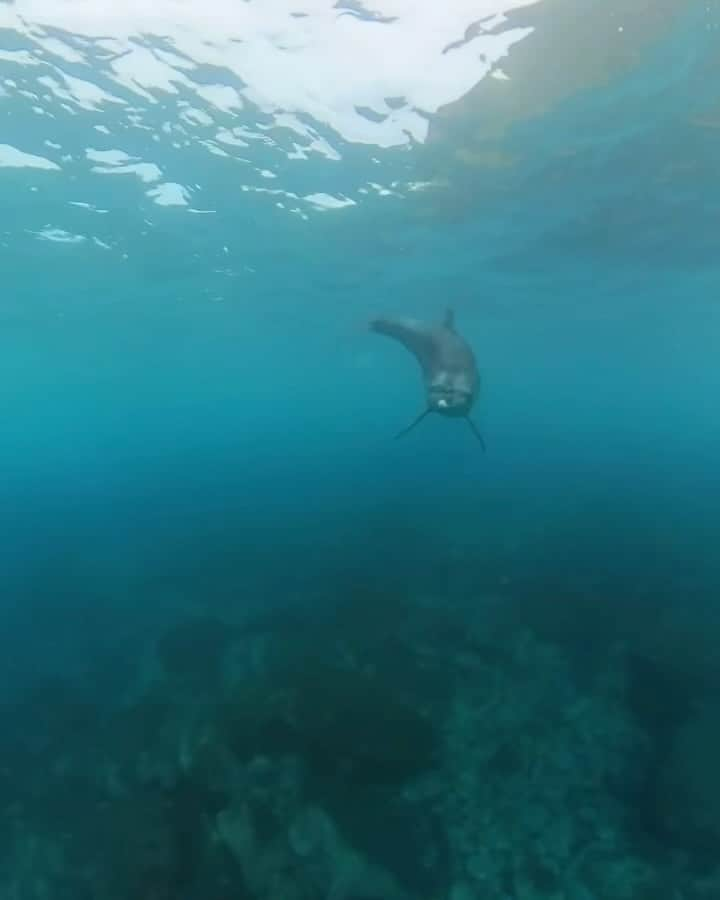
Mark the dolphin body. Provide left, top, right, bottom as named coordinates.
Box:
left=369, top=309, right=485, bottom=449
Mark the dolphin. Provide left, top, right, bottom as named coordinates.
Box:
left=369, top=308, right=485, bottom=449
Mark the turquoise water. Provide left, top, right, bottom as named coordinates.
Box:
left=2, top=2, right=720, bottom=898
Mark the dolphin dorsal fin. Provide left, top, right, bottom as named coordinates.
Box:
left=443, top=308, right=455, bottom=330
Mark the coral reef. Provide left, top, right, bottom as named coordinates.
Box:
left=437, top=632, right=653, bottom=899
left=1, top=599, right=718, bottom=899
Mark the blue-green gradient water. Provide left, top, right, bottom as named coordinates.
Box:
left=2, top=2, right=720, bottom=898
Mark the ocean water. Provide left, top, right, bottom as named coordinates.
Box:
left=1, top=1, right=720, bottom=898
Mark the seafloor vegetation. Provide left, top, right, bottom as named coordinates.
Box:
left=2, top=582, right=719, bottom=900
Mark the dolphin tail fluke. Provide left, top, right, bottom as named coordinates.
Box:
left=394, top=409, right=431, bottom=440
left=465, top=417, right=486, bottom=451
left=369, top=316, right=435, bottom=365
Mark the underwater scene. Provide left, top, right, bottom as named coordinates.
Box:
left=1, top=1, right=720, bottom=898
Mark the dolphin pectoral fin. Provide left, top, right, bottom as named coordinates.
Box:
left=394, top=409, right=431, bottom=440
left=465, top=417, right=486, bottom=451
